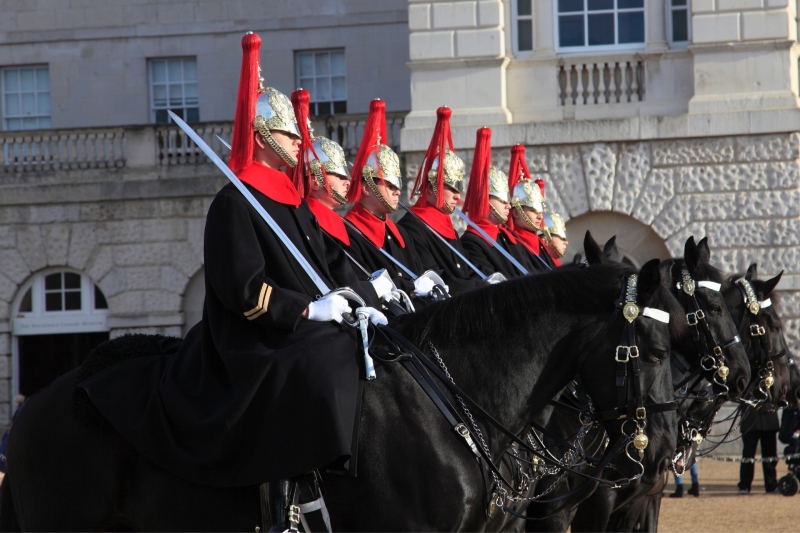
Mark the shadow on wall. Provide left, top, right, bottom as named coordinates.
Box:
left=565, top=211, right=671, bottom=267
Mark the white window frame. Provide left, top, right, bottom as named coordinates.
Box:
left=148, top=57, right=199, bottom=124
left=1, top=65, right=51, bottom=131
left=295, top=49, right=347, bottom=116
left=668, top=0, right=691, bottom=48
left=554, top=0, right=647, bottom=54
left=512, top=0, right=535, bottom=55
left=11, top=268, right=110, bottom=406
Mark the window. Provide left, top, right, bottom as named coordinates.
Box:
left=2, top=66, right=51, bottom=131
left=16, top=270, right=108, bottom=318
left=296, top=50, right=347, bottom=115
left=556, top=0, right=645, bottom=52
left=670, top=0, right=689, bottom=44
left=149, top=58, right=199, bottom=124
left=515, top=0, right=534, bottom=52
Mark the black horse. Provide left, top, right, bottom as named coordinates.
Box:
left=524, top=235, right=751, bottom=533
left=1, top=262, right=678, bottom=531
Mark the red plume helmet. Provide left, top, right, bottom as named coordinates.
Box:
left=463, top=127, right=492, bottom=221
left=290, top=88, right=325, bottom=198
left=535, top=178, right=545, bottom=199
left=412, top=106, right=454, bottom=209
left=507, top=144, right=531, bottom=192
left=229, top=32, right=262, bottom=174
left=349, top=98, right=387, bottom=203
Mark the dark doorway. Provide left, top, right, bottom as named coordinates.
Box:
left=17, top=332, right=109, bottom=397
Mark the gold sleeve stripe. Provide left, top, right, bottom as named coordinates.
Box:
left=244, top=283, right=273, bottom=321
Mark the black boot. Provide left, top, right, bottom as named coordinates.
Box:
left=687, top=482, right=700, bottom=497
left=269, top=479, right=299, bottom=532
left=668, top=484, right=684, bottom=498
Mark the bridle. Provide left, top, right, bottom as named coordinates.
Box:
left=734, top=278, right=787, bottom=407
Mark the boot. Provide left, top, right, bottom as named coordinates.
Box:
left=668, top=484, right=684, bottom=498
left=268, top=479, right=300, bottom=533
left=687, top=482, right=700, bottom=497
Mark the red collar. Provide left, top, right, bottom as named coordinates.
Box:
left=410, top=201, right=457, bottom=240
left=550, top=255, right=562, bottom=267
left=306, top=197, right=350, bottom=246
left=465, top=219, right=517, bottom=246
left=344, top=202, right=405, bottom=249
left=237, top=162, right=301, bottom=207
left=511, top=227, right=542, bottom=256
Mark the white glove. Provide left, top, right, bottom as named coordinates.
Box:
left=307, top=295, right=350, bottom=323
left=370, top=274, right=394, bottom=300
left=413, top=276, right=436, bottom=297
left=358, top=306, right=388, bottom=326
left=486, top=272, right=507, bottom=284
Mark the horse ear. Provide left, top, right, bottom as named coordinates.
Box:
left=745, top=263, right=758, bottom=281
left=696, top=237, right=711, bottom=265
left=584, top=230, right=605, bottom=265
left=760, top=270, right=783, bottom=297
left=638, top=258, right=662, bottom=303
left=603, top=236, right=621, bottom=263
left=684, top=236, right=698, bottom=273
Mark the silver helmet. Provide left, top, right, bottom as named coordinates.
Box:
left=363, top=144, right=402, bottom=190
left=426, top=150, right=466, bottom=194
left=307, top=136, right=350, bottom=205
left=511, top=179, right=544, bottom=213
left=488, top=166, right=509, bottom=203
left=253, top=87, right=300, bottom=166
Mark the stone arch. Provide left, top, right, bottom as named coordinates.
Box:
left=182, top=267, right=205, bottom=337
left=564, top=211, right=671, bottom=267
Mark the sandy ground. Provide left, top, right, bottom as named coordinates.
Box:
left=658, top=459, right=799, bottom=532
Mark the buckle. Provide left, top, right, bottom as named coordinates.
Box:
left=713, top=346, right=723, bottom=357
left=629, top=346, right=640, bottom=358
left=686, top=312, right=698, bottom=326
left=695, top=309, right=705, bottom=320
left=750, top=324, right=765, bottom=336
left=455, top=423, right=470, bottom=438
left=615, top=346, right=631, bottom=363
left=635, top=407, right=647, bottom=419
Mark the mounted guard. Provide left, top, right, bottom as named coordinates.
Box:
left=398, top=106, right=497, bottom=293
left=542, top=210, right=569, bottom=266
left=78, top=32, right=388, bottom=533
left=460, top=127, right=536, bottom=279
left=505, top=144, right=556, bottom=271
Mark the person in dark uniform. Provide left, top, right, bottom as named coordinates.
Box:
left=344, top=99, right=437, bottom=300
left=80, top=33, right=387, bottom=533
left=398, top=106, right=491, bottom=294
left=505, top=144, right=555, bottom=271
left=460, top=127, right=536, bottom=279
left=738, top=407, right=781, bottom=494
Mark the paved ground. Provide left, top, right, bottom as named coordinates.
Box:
left=659, top=459, right=798, bottom=532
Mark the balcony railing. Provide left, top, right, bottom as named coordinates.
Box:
left=558, top=56, right=645, bottom=106
left=0, top=111, right=408, bottom=173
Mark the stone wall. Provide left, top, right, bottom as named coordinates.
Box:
left=404, top=131, right=800, bottom=352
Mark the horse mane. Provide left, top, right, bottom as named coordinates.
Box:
left=401, top=263, right=638, bottom=345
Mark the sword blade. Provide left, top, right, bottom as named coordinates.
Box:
left=169, top=111, right=331, bottom=294
left=453, top=208, right=529, bottom=275
left=342, top=219, right=420, bottom=280
left=398, top=202, right=489, bottom=281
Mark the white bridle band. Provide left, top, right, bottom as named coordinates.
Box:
left=759, top=298, right=772, bottom=309
left=697, top=281, right=721, bottom=292
left=642, top=307, right=670, bottom=324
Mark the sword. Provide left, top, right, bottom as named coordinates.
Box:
left=172, top=112, right=376, bottom=379
left=398, top=202, right=492, bottom=281
left=452, top=208, right=529, bottom=275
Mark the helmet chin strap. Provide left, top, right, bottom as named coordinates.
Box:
left=253, top=117, right=297, bottom=167
left=513, top=203, right=540, bottom=233
left=364, top=174, right=398, bottom=214
left=489, top=204, right=508, bottom=224
left=310, top=162, right=348, bottom=205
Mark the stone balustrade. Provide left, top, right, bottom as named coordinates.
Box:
left=0, top=128, right=126, bottom=173
left=558, top=56, right=645, bottom=107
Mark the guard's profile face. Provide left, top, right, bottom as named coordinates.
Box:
left=488, top=196, right=510, bottom=223
left=552, top=235, right=568, bottom=256
left=377, top=179, right=401, bottom=208
left=271, top=130, right=301, bottom=159
left=328, top=173, right=350, bottom=197
left=523, top=206, right=544, bottom=228
left=442, top=185, right=461, bottom=211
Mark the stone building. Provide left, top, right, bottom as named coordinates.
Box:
left=0, top=0, right=410, bottom=423
left=0, top=0, right=799, bottom=430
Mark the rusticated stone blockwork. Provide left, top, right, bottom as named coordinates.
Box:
left=404, top=132, right=800, bottom=350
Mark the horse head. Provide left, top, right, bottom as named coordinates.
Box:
left=669, top=236, right=751, bottom=399
left=574, top=259, right=678, bottom=485
left=729, top=263, right=790, bottom=407
left=583, top=230, right=620, bottom=265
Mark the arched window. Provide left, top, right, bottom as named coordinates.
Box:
left=12, top=269, right=110, bottom=399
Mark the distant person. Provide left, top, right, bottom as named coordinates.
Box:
left=738, top=407, right=780, bottom=494
left=669, top=461, right=699, bottom=498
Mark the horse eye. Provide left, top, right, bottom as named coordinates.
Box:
left=650, top=349, right=668, bottom=361
left=710, top=305, right=722, bottom=315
